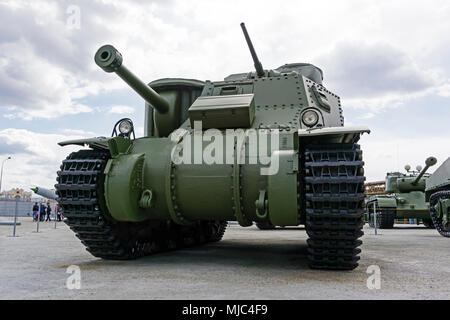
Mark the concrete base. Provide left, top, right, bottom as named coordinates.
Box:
left=1, top=218, right=449, bottom=300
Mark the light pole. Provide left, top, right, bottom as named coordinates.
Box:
left=0, top=156, right=12, bottom=194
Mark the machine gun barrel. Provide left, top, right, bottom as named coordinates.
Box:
left=240, top=23, right=265, bottom=77
left=412, top=156, right=437, bottom=185
left=94, top=45, right=169, bottom=114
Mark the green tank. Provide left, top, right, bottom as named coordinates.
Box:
left=55, top=23, right=370, bottom=270
left=425, top=157, right=450, bottom=237
left=366, top=157, right=437, bottom=229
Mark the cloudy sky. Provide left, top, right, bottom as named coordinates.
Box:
left=0, top=0, right=449, bottom=192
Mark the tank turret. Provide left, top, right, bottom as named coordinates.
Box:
left=386, top=157, right=437, bottom=193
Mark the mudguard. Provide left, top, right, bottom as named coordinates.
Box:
left=372, top=196, right=397, bottom=208
left=297, top=126, right=370, bottom=144
left=58, top=137, right=111, bottom=150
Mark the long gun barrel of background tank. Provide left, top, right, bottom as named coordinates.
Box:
left=94, top=45, right=169, bottom=114
left=240, top=23, right=265, bottom=78
left=412, top=156, right=437, bottom=185
left=31, top=187, right=58, bottom=200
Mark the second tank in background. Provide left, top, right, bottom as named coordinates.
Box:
left=366, top=157, right=437, bottom=229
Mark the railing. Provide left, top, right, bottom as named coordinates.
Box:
left=0, top=197, right=57, bottom=217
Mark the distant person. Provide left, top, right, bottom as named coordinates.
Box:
left=39, top=202, right=46, bottom=221
left=32, top=202, right=39, bottom=221
left=55, top=204, right=62, bottom=221
left=45, top=203, right=52, bottom=221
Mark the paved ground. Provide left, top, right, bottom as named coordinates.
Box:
left=0, top=217, right=449, bottom=300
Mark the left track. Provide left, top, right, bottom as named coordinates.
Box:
left=55, top=149, right=227, bottom=260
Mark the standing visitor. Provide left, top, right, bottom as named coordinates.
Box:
left=39, top=202, right=46, bottom=221
left=45, top=202, right=52, bottom=221
left=32, top=202, right=39, bottom=221
left=55, top=204, right=62, bottom=221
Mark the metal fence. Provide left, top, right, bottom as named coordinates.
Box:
left=0, top=197, right=57, bottom=217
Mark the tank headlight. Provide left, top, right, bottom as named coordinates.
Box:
left=111, top=118, right=135, bottom=139
left=119, top=119, right=133, bottom=135
left=302, top=110, right=319, bottom=127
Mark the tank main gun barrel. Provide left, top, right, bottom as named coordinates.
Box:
left=412, top=156, right=437, bottom=185
left=240, top=23, right=265, bottom=77
left=94, top=45, right=169, bottom=114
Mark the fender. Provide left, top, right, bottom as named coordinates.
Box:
left=58, top=136, right=111, bottom=150
left=373, top=196, right=397, bottom=208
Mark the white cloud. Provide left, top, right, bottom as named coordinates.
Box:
left=0, top=0, right=123, bottom=120
left=315, top=41, right=448, bottom=118
left=62, top=128, right=97, bottom=136
left=319, top=42, right=437, bottom=98
left=0, top=0, right=449, bottom=120
left=0, top=128, right=83, bottom=190
left=108, top=105, right=135, bottom=115
left=436, top=83, right=450, bottom=97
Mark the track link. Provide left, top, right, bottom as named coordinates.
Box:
left=429, top=190, right=450, bottom=238
left=55, top=149, right=227, bottom=260
left=304, top=143, right=365, bottom=270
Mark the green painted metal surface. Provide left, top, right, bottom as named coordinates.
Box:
left=55, top=23, right=371, bottom=270
left=104, top=152, right=146, bottom=222
left=425, top=157, right=450, bottom=237
left=433, top=197, right=450, bottom=228
left=426, top=157, right=450, bottom=196
left=59, top=40, right=371, bottom=227
left=367, top=157, right=437, bottom=220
